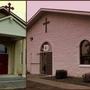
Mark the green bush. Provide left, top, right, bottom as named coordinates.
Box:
left=82, top=73, right=90, bottom=82
left=55, top=70, right=67, bottom=79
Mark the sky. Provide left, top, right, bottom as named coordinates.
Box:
left=0, top=1, right=90, bottom=21
left=27, top=1, right=90, bottom=21
left=0, top=1, right=26, bottom=21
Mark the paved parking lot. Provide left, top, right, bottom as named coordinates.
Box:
left=26, top=80, right=63, bottom=90
left=16, top=80, right=63, bottom=90
left=16, top=80, right=90, bottom=90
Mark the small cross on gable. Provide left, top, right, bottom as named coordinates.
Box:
left=43, top=18, right=50, bottom=33
left=4, top=3, right=14, bottom=13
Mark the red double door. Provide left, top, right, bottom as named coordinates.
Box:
left=0, top=54, right=8, bottom=74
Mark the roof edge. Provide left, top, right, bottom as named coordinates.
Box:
left=0, top=7, right=26, bottom=26
left=27, top=8, right=90, bottom=30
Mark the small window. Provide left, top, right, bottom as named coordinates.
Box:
left=40, top=42, right=52, bottom=52
left=80, top=40, right=90, bottom=64
left=0, top=44, right=7, bottom=54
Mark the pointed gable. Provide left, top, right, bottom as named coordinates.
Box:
left=27, top=8, right=90, bottom=30
left=0, top=7, right=26, bottom=37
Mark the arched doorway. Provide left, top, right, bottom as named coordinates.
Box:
left=0, top=44, right=8, bottom=74
left=40, top=42, right=52, bottom=75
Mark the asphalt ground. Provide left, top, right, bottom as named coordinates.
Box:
left=27, top=80, right=64, bottom=90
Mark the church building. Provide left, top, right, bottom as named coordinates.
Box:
left=27, top=8, right=90, bottom=77
left=0, top=4, right=26, bottom=89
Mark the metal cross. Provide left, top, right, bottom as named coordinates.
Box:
left=4, top=3, right=14, bottom=13
left=43, top=18, right=50, bottom=33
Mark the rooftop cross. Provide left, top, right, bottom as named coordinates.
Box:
left=43, top=18, right=50, bottom=33
left=4, top=3, right=14, bottom=13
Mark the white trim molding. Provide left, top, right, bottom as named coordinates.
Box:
left=79, top=65, right=90, bottom=68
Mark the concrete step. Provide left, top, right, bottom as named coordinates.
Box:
left=0, top=75, right=26, bottom=89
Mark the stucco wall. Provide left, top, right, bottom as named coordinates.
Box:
left=27, top=13, right=90, bottom=77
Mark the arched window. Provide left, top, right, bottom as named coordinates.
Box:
left=40, top=42, right=52, bottom=52
left=0, top=44, right=7, bottom=54
left=80, top=40, right=90, bottom=64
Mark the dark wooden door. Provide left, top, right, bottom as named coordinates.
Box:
left=40, top=52, right=52, bottom=75
left=40, top=53, right=45, bottom=74
left=46, top=52, right=52, bottom=75
left=0, top=54, right=8, bottom=74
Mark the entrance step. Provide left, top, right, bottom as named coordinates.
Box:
left=0, top=75, right=26, bottom=89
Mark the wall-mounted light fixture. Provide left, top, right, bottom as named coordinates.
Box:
left=30, top=37, right=33, bottom=41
